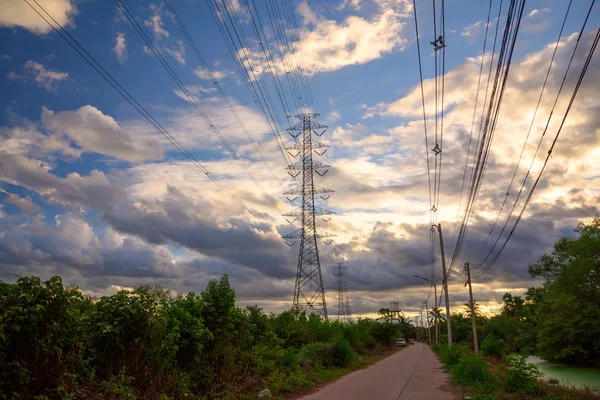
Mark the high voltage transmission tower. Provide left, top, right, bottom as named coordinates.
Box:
left=282, top=113, right=334, bottom=318
left=332, top=262, right=351, bottom=321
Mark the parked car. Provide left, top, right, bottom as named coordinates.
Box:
left=394, top=338, right=406, bottom=346
left=408, top=338, right=416, bottom=344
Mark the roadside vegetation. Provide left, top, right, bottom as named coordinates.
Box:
left=434, top=217, right=600, bottom=399
left=0, top=274, right=408, bottom=399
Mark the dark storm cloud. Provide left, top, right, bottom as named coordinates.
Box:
left=102, top=186, right=295, bottom=279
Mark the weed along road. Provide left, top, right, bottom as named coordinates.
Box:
left=299, top=343, right=456, bottom=400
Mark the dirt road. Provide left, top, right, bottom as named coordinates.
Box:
left=299, top=342, right=456, bottom=400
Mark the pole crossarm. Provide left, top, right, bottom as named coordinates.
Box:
left=286, top=160, right=331, bottom=171
left=286, top=141, right=329, bottom=151
left=283, top=207, right=335, bottom=217
left=413, top=274, right=443, bottom=285
left=283, top=186, right=334, bottom=196
left=282, top=229, right=336, bottom=240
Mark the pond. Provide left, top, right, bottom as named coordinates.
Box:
left=527, top=356, right=600, bottom=389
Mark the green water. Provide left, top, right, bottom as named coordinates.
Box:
left=527, top=356, right=600, bottom=389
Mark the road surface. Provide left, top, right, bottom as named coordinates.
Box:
left=299, top=343, right=456, bottom=400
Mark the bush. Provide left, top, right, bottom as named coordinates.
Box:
left=436, top=344, right=469, bottom=367
left=451, top=354, right=491, bottom=387
left=480, top=334, right=506, bottom=358
left=331, top=336, right=357, bottom=368
left=501, top=354, right=542, bottom=394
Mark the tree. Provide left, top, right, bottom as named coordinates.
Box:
left=464, top=301, right=480, bottom=319
left=501, top=293, right=524, bottom=317
left=528, top=216, right=600, bottom=366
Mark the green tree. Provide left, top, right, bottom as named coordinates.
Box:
left=528, top=216, right=600, bottom=366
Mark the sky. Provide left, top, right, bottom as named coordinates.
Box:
left=0, top=0, right=598, bottom=320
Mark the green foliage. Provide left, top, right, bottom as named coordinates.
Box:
left=501, top=354, right=542, bottom=394
left=528, top=216, right=600, bottom=366
left=450, top=353, right=491, bottom=387
left=480, top=334, right=506, bottom=358
left=436, top=344, right=469, bottom=367
left=0, top=273, right=401, bottom=399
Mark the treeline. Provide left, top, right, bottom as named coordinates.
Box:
left=0, top=274, right=404, bottom=399
left=437, top=216, right=600, bottom=367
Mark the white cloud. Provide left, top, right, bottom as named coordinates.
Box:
left=113, top=32, right=127, bottom=64
left=164, top=40, right=185, bottom=65
left=14, top=61, right=69, bottom=92
left=41, top=105, right=163, bottom=162
left=239, top=0, right=411, bottom=76
left=522, top=8, right=552, bottom=33
left=0, top=0, right=77, bottom=34
left=193, top=67, right=233, bottom=81
left=144, top=12, right=169, bottom=39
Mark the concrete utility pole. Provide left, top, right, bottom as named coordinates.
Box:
left=414, top=274, right=441, bottom=344
left=433, top=284, right=439, bottom=344
left=424, top=300, right=432, bottom=345
left=435, top=223, right=453, bottom=346
left=419, top=310, right=425, bottom=342
left=464, top=262, right=479, bottom=353
left=415, top=316, right=420, bottom=341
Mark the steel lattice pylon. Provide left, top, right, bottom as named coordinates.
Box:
left=332, top=262, right=351, bottom=320
left=282, top=113, right=334, bottom=318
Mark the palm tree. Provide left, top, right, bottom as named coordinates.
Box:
left=464, top=300, right=480, bottom=319
left=428, top=307, right=443, bottom=344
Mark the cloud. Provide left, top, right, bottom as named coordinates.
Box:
left=5, top=193, right=41, bottom=213
left=113, top=32, right=127, bottom=64
left=1, top=28, right=598, bottom=317
left=193, top=67, right=233, bottom=81
left=0, top=152, right=125, bottom=212
left=0, top=0, right=77, bottom=34
left=522, top=8, right=552, bottom=33
left=164, top=40, right=185, bottom=65
left=0, top=117, right=80, bottom=163
left=238, top=0, right=411, bottom=76
left=9, top=61, right=70, bottom=92
left=41, top=105, right=163, bottom=162
left=144, top=11, right=169, bottom=39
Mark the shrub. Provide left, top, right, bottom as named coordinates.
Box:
left=451, top=354, right=491, bottom=387
left=480, top=334, right=506, bottom=358
left=501, top=354, right=542, bottom=394
left=281, top=346, right=300, bottom=372
left=331, top=336, right=357, bottom=368
left=436, top=344, right=469, bottom=367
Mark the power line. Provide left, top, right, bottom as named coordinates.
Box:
left=411, top=0, right=435, bottom=282
left=162, top=0, right=281, bottom=184
left=473, top=0, right=574, bottom=261
left=450, top=0, right=493, bottom=256
left=450, top=0, right=526, bottom=271
left=114, top=0, right=280, bottom=209
left=476, top=6, right=598, bottom=277
left=22, top=0, right=259, bottom=219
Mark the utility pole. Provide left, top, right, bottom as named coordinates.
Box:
left=419, top=309, right=425, bottom=342
left=424, top=300, right=431, bottom=345
left=282, top=114, right=334, bottom=317
left=464, top=262, right=479, bottom=353
left=433, top=283, right=439, bottom=344
left=414, top=274, right=441, bottom=344
left=435, top=223, right=453, bottom=345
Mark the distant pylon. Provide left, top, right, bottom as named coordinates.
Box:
left=332, top=262, right=351, bottom=320
left=282, top=113, right=335, bottom=318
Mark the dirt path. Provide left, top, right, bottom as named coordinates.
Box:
left=298, top=343, right=457, bottom=400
